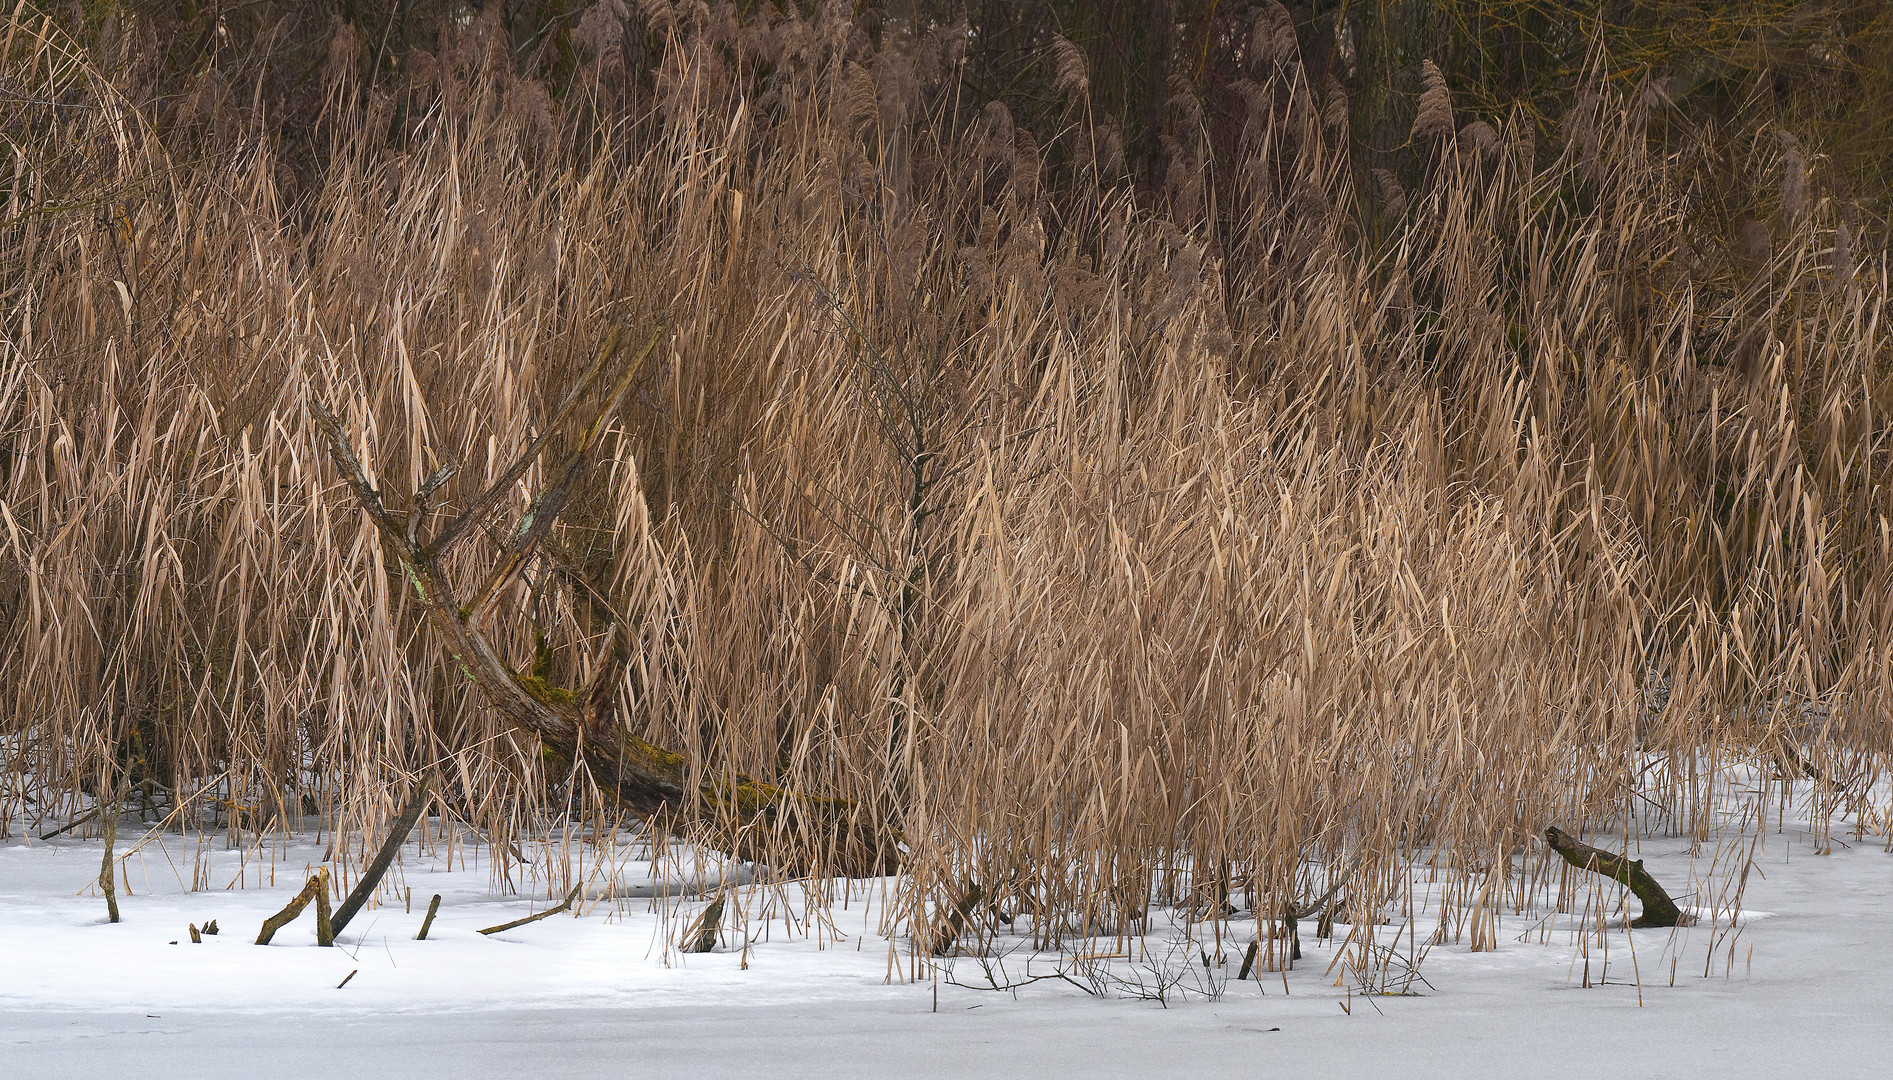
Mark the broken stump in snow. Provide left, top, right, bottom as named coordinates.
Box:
left=256, top=868, right=333, bottom=945
left=1543, top=826, right=1685, bottom=928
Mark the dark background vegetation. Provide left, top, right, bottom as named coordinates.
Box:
left=40, top=2, right=1893, bottom=211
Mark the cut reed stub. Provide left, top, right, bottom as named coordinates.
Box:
left=1543, top=827, right=1685, bottom=929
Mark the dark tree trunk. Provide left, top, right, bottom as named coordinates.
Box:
left=312, top=328, right=898, bottom=878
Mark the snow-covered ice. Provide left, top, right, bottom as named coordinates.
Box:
left=2, top=784, right=1889, bottom=1079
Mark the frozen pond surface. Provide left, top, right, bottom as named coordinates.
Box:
left=3, top=787, right=1889, bottom=1079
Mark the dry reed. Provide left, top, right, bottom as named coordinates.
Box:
left=2, top=4, right=1888, bottom=972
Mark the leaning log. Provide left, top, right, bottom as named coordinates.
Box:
left=329, top=778, right=434, bottom=936
left=311, top=327, right=897, bottom=877
left=1543, top=827, right=1685, bottom=928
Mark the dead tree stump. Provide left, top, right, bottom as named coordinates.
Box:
left=1543, top=827, right=1685, bottom=928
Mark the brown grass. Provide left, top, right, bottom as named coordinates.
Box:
left=3, top=5, right=1889, bottom=965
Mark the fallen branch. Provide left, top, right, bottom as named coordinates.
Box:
left=1288, top=854, right=1364, bottom=921
left=256, top=868, right=332, bottom=945
left=112, top=770, right=236, bottom=864
left=589, top=880, right=741, bottom=902
left=329, top=778, right=433, bottom=936
left=478, top=884, right=581, bottom=936
left=40, top=807, right=97, bottom=841
left=1246, top=853, right=1364, bottom=969
left=1543, top=826, right=1684, bottom=928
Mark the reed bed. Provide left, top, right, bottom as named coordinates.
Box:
left=3, top=3, right=1888, bottom=973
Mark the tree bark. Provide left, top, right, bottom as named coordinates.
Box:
left=314, top=877, right=335, bottom=946
left=311, top=327, right=898, bottom=878
left=1543, top=826, right=1685, bottom=929
left=97, top=780, right=120, bottom=924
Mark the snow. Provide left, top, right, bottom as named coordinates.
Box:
left=3, top=782, right=1890, bottom=1079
